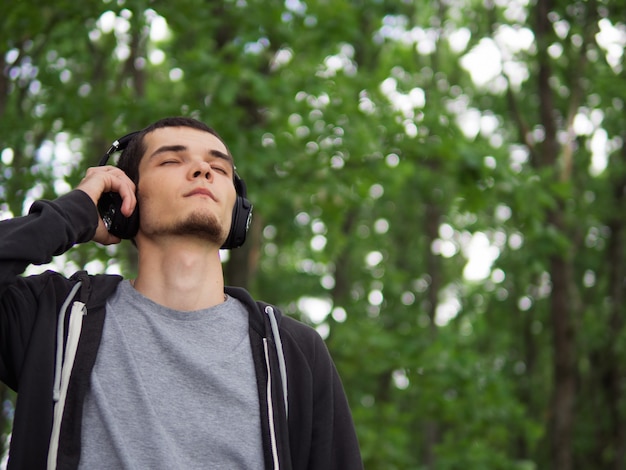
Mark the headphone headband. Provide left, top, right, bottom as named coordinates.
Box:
left=97, top=131, right=140, bottom=166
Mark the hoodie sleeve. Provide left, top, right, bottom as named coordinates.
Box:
left=0, top=190, right=98, bottom=291
left=0, top=190, right=98, bottom=387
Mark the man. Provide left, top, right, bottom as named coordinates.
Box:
left=0, top=117, right=362, bottom=469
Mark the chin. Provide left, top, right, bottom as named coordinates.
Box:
left=152, top=212, right=227, bottom=245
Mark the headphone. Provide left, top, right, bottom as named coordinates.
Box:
left=96, top=131, right=253, bottom=249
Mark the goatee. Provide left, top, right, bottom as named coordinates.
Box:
left=164, top=212, right=226, bottom=245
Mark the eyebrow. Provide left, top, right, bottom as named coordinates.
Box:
left=148, top=145, right=234, bottom=165
left=210, top=149, right=234, bottom=165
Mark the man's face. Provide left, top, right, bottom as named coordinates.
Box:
left=135, top=126, right=237, bottom=246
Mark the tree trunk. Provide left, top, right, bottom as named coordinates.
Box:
left=603, top=144, right=626, bottom=469
left=533, top=0, right=576, bottom=465
left=548, top=233, right=575, bottom=470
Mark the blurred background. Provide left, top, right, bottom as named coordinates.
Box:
left=2, top=0, right=625, bottom=468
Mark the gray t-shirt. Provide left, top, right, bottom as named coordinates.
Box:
left=79, top=280, right=263, bottom=469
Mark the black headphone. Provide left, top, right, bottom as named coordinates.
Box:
left=97, top=131, right=253, bottom=249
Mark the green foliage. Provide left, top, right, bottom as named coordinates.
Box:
left=2, top=0, right=626, bottom=468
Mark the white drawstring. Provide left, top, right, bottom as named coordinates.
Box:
left=52, top=282, right=82, bottom=402
left=263, top=305, right=289, bottom=470
left=48, top=282, right=86, bottom=470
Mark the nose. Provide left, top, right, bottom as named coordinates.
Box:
left=191, top=161, right=212, bottom=180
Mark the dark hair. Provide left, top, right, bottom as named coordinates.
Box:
left=117, top=116, right=231, bottom=184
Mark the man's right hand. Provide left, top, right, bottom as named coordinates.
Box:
left=76, top=166, right=137, bottom=245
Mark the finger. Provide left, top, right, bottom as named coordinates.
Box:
left=113, top=178, right=137, bottom=217
left=81, top=166, right=137, bottom=216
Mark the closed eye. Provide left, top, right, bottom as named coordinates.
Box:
left=211, top=165, right=229, bottom=175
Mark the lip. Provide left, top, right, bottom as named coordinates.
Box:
left=185, top=188, right=217, bottom=201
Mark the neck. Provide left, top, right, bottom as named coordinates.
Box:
left=132, top=235, right=226, bottom=312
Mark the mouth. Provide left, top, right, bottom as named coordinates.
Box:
left=185, top=188, right=217, bottom=202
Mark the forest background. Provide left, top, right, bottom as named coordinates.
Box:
left=2, top=0, right=626, bottom=469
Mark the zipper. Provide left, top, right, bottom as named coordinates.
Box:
left=264, top=306, right=288, bottom=419
left=263, top=338, right=280, bottom=470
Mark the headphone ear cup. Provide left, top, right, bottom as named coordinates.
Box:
left=221, top=195, right=252, bottom=249
left=97, top=192, right=140, bottom=239
left=97, top=131, right=141, bottom=239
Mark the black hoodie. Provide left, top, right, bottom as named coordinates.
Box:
left=0, top=190, right=362, bottom=469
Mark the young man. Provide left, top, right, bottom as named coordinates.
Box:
left=0, top=117, right=362, bottom=469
